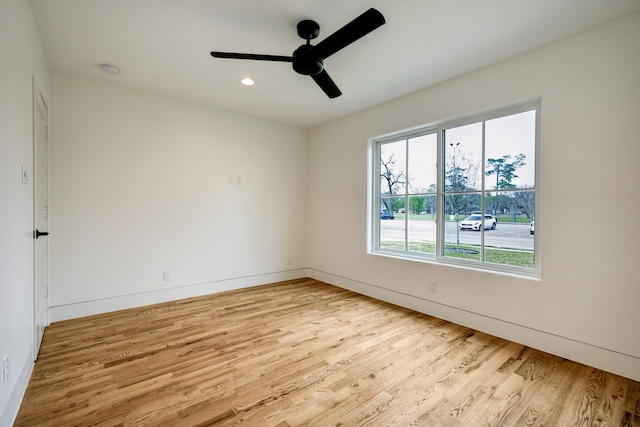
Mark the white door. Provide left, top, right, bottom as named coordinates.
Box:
left=33, top=84, right=49, bottom=360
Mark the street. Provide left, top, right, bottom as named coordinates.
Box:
left=380, top=219, right=533, bottom=250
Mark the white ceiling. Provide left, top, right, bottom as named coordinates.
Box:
left=29, top=0, right=640, bottom=128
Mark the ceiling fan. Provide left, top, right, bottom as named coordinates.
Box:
left=210, top=8, right=385, bottom=99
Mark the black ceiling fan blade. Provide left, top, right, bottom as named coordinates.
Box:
left=313, top=8, right=385, bottom=60
left=311, top=69, right=342, bottom=98
left=210, top=52, right=293, bottom=62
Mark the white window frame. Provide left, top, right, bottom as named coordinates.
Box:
left=368, top=100, right=541, bottom=278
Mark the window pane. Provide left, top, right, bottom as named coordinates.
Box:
left=379, top=196, right=402, bottom=250
left=380, top=140, right=406, bottom=195
left=444, top=122, right=482, bottom=192
left=443, top=195, right=481, bottom=262
left=408, top=133, right=437, bottom=194
left=380, top=196, right=399, bottom=221
left=444, top=192, right=481, bottom=218
left=485, top=110, right=536, bottom=190
left=408, top=196, right=436, bottom=254
left=484, top=192, right=535, bottom=268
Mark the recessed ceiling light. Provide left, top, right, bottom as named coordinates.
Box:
left=239, top=77, right=255, bottom=86
left=101, top=64, right=120, bottom=75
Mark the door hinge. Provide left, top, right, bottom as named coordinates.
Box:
left=45, top=126, right=49, bottom=139
left=45, top=286, right=49, bottom=297
left=44, top=206, right=49, bottom=218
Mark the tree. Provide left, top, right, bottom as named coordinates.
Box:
left=486, top=154, right=526, bottom=215
left=424, top=184, right=437, bottom=215
left=445, top=144, right=480, bottom=216
left=514, top=189, right=535, bottom=220
left=409, top=196, right=424, bottom=214
left=380, top=152, right=406, bottom=214
left=486, top=154, right=526, bottom=190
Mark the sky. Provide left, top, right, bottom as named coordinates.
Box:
left=380, top=109, right=536, bottom=193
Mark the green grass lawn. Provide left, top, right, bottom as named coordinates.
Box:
left=380, top=240, right=534, bottom=268
left=495, top=215, right=532, bottom=224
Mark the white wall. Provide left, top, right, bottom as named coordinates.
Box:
left=49, top=73, right=309, bottom=319
left=0, top=0, right=50, bottom=424
left=308, top=12, right=640, bottom=381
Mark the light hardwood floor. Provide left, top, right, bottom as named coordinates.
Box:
left=15, top=278, right=640, bottom=426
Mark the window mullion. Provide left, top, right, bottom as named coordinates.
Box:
left=404, top=138, right=409, bottom=251
left=375, top=142, right=381, bottom=250
left=480, top=120, right=486, bottom=262
left=437, top=128, right=444, bottom=259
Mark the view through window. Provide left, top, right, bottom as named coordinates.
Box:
left=372, top=101, right=539, bottom=276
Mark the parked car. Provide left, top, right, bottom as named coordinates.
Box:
left=459, top=214, right=497, bottom=231
left=530, top=220, right=535, bottom=234
left=471, top=211, right=497, bottom=222
left=380, top=211, right=395, bottom=220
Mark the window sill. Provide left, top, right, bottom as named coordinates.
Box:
left=369, top=248, right=541, bottom=281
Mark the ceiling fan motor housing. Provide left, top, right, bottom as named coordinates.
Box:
left=293, top=45, right=323, bottom=75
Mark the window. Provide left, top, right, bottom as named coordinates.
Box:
left=370, top=101, right=539, bottom=277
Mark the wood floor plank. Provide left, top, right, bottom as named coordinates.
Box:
left=14, top=278, right=640, bottom=426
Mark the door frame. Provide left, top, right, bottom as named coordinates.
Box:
left=33, top=78, right=49, bottom=360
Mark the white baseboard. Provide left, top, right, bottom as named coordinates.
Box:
left=0, top=350, right=34, bottom=427
left=308, top=269, right=640, bottom=383
left=50, top=269, right=307, bottom=322
left=47, top=267, right=640, bottom=381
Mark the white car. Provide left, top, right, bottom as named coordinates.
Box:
left=530, top=220, right=535, bottom=234
left=459, top=214, right=497, bottom=231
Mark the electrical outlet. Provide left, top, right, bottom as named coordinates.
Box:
left=429, top=279, right=437, bottom=293
left=286, top=256, right=291, bottom=265
left=3, top=354, right=8, bottom=384
left=163, top=269, right=173, bottom=281
left=236, top=175, right=242, bottom=185
left=228, top=175, right=235, bottom=184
